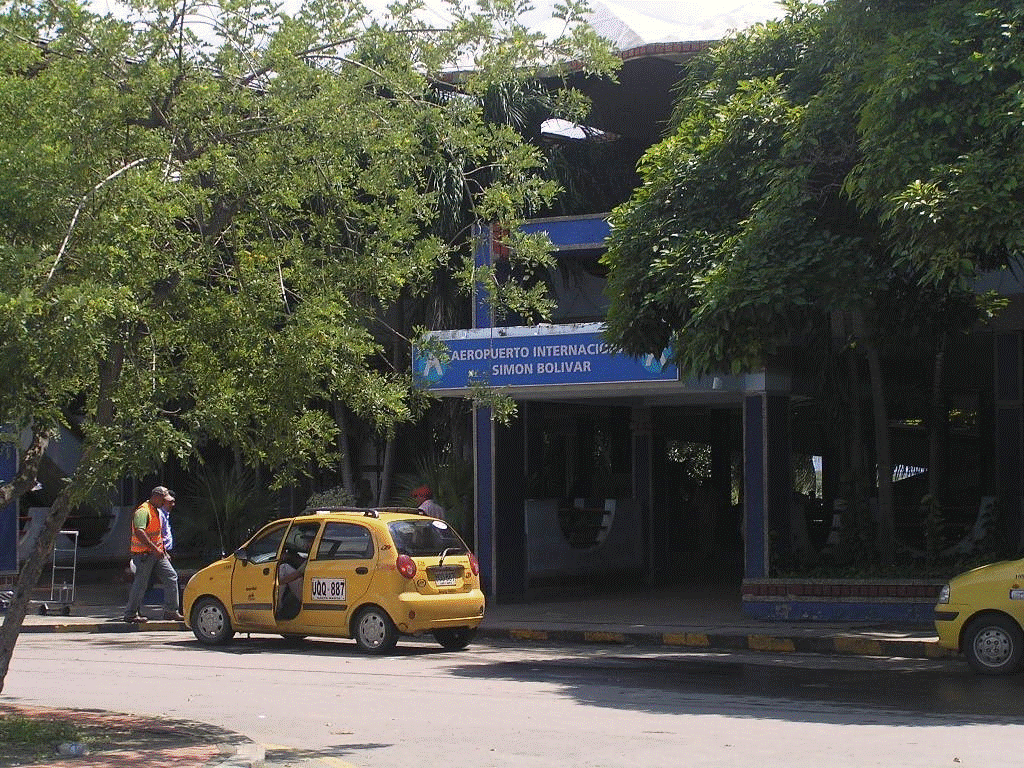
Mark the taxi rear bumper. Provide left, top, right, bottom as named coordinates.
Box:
left=391, top=589, right=486, bottom=633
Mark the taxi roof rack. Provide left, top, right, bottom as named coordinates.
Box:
left=306, top=506, right=379, bottom=518
left=303, top=506, right=425, bottom=518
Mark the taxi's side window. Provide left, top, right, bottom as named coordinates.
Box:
left=317, top=522, right=374, bottom=560
left=245, top=525, right=288, bottom=564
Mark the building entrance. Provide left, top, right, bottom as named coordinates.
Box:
left=650, top=406, right=744, bottom=587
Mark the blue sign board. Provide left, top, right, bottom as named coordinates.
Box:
left=414, top=330, right=677, bottom=390
left=1, top=441, right=17, bottom=572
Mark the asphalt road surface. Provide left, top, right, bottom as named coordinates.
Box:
left=4, top=632, right=1023, bottom=767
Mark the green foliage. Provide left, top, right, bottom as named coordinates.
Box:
left=601, top=2, right=877, bottom=378
left=305, top=484, right=356, bottom=510
left=603, top=0, right=1017, bottom=379
left=391, top=454, right=474, bottom=537
left=843, top=0, right=1024, bottom=283
left=0, top=0, right=617, bottom=511
left=181, top=462, right=281, bottom=556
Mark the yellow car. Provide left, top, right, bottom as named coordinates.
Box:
left=183, top=507, right=485, bottom=653
left=934, top=557, right=1024, bottom=674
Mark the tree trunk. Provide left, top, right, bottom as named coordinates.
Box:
left=927, top=332, right=949, bottom=513
left=863, top=337, right=895, bottom=564
left=0, top=426, right=51, bottom=507
left=377, top=436, right=396, bottom=506
left=332, top=399, right=356, bottom=499
left=1, top=341, right=126, bottom=693
left=375, top=298, right=407, bottom=507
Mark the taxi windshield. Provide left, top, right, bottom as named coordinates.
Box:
left=388, top=518, right=467, bottom=557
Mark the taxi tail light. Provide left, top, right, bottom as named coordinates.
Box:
left=469, top=553, right=479, bottom=576
left=397, top=554, right=417, bottom=579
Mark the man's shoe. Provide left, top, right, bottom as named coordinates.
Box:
left=163, top=611, right=185, bottom=621
left=123, top=614, right=148, bottom=624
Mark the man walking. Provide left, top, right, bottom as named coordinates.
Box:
left=123, top=486, right=182, bottom=623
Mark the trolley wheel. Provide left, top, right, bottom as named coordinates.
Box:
left=61, top=605, right=71, bottom=616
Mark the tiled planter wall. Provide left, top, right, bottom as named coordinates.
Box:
left=742, top=578, right=945, bottom=623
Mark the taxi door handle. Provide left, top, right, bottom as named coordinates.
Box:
left=356, top=567, right=368, bottom=575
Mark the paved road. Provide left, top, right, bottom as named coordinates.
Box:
left=4, top=632, right=1022, bottom=768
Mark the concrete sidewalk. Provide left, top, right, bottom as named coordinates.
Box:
left=9, top=579, right=954, bottom=661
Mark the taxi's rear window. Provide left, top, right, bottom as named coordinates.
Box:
left=388, top=519, right=467, bottom=557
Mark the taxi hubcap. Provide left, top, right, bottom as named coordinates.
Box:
left=974, top=627, right=1012, bottom=666
left=359, top=613, right=386, bottom=647
left=197, top=606, right=224, bottom=638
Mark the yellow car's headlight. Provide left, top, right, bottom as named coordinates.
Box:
left=937, top=584, right=950, bottom=604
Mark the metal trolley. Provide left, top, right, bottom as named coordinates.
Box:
left=0, top=530, right=79, bottom=616
left=43, top=530, right=79, bottom=615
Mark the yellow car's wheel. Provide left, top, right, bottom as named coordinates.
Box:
left=353, top=606, right=398, bottom=654
left=433, top=628, right=476, bottom=651
left=191, top=597, right=235, bottom=645
left=964, top=614, right=1024, bottom=675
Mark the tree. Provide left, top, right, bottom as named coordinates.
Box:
left=601, top=0, right=1014, bottom=568
left=838, top=0, right=1024, bottom=549
left=0, top=0, right=617, bottom=693
left=601, top=2, right=902, bottom=564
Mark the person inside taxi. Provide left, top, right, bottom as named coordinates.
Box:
left=276, top=526, right=317, bottom=620
left=276, top=545, right=305, bottom=620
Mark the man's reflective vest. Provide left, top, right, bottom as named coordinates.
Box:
left=130, top=501, right=164, bottom=555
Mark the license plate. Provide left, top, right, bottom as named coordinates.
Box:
left=434, top=576, right=457, bottom=587
left=310, top=577, right=347, bottom=601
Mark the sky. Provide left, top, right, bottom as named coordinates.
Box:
left=356, top=1, right=787, bottom=47
left=89, top=1, right=787, bottom=49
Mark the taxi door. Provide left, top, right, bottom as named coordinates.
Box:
left=300, top=520, right=378, bottom=635
left=230, top=522, right=288, bottom=631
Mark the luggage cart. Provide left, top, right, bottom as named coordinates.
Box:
left=0, top=530, right=78, bottom=616
left=40, top=530, right=78, bottom=615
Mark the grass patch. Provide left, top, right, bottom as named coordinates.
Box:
left=0, top=714, right=79, bottom=745
left=0, top=714, right=82, bottom=764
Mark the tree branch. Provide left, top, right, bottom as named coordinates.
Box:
left=45, top=157, right=155, bottom=286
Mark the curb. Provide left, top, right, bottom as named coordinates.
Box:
left=18, top=619, right=188, bottom=633
left=208, top=741, right=265, bottom=768
left=17, top=617, right=957, bottom=661
left=476, top=626, right=957, bottom=660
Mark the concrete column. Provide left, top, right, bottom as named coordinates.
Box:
left=994, top=331, right=1023, bottom=549
left=631, top=407, right=653, bottom=580
left=493, top=407, right=527, bottom=601
left=743, top=393, right=791, bottom=578
left=1, top=440, right=17, bottom=574
left=473, top=405, right=496, bottom=597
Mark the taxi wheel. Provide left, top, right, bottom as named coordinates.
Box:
left=191, top=597, right=235, bottom=645
left=353, top=606, right=398, bottom=654
left=433, top=628, right=476, bottom=651
left=963, top=615, right=1024, bottom=675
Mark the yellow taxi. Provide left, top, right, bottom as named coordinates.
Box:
left=183, top=507, right=485, bottom=653
left=934, top=557, right=1024, bottom=674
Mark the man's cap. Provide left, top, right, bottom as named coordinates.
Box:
left=411, top=485, right=431, bottom=499
left=151, top=485, right=174, bottom=500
